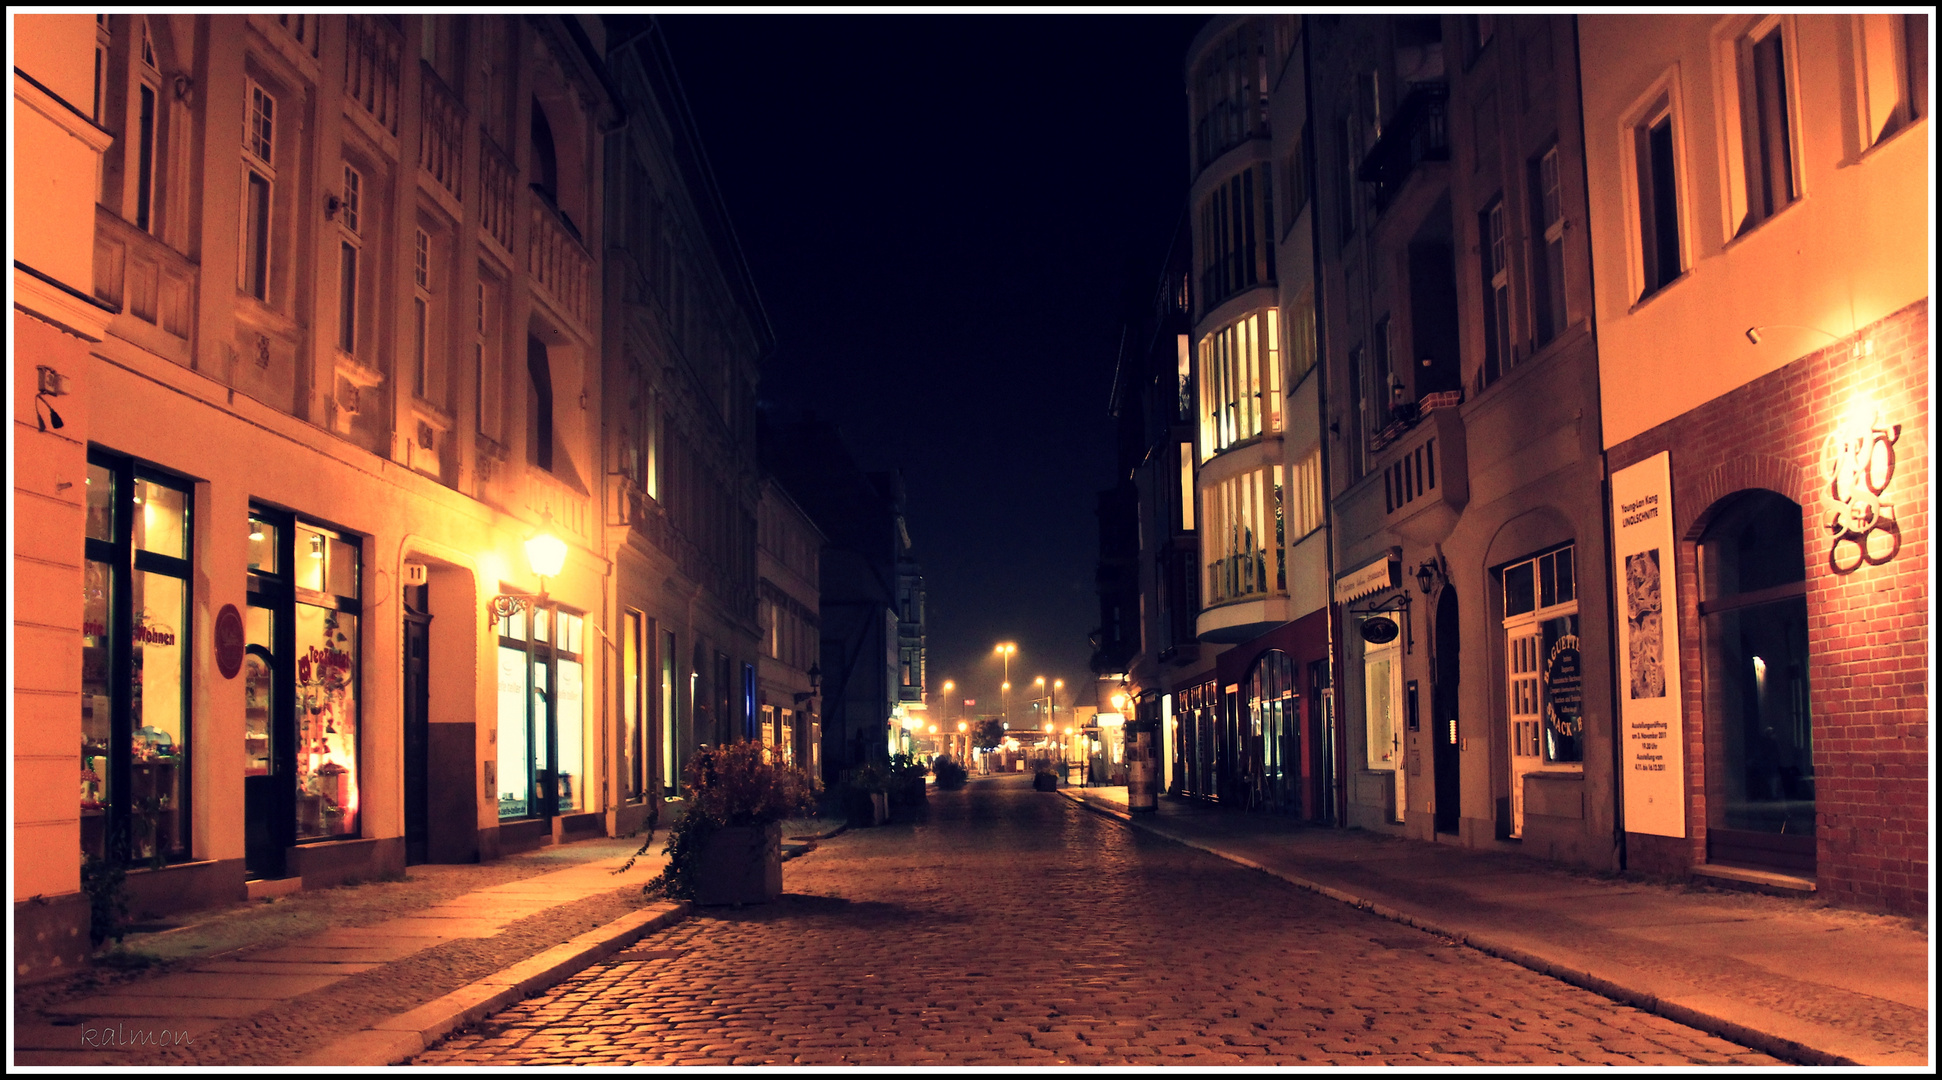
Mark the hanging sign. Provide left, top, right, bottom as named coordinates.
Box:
left=215, top=604, right=246, bottom=680
left=1610, top=451, right=1685, bottom=838
left=1359, top=616, right=1400, bottom=644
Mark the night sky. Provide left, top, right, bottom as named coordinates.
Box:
left=659, top=14, right=1208, bottom=714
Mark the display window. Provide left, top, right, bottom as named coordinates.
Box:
left=247, top=505, right=363, bottom=844
left=496, top=605, right=586, bottom=819
left=82, top=451, right=194, bottom=864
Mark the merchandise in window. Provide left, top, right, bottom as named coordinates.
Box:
left=248, top=507, right=364, bottom=843
left=83, top=451, right=194, bottom=864
left=496, top=606, right=586, bottom=818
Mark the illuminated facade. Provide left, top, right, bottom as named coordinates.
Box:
left=1313, top=14, right=1618, bottom=861
left=1580, top=14, right=1928, bottom=913
left=12, top=14, right=780, bottom=978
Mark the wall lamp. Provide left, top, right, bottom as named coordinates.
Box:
left=487, top=509, right=568, bottom=627
left=35, top=365, right=67, bottom=432
left=1746, top=324, right=1872, bottom=358
left=793, top=663, right=823, bottom=705
left=1413, top=555, right=1448, bottom=597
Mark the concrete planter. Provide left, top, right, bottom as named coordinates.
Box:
left=693, top=822, right=783, bottom=906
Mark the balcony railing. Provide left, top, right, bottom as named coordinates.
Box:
left=1357, top=81, right=1448, bottom=212
left=419, top=63, right=465, bottom=201
left=528, top=193, right=593, bottom=330
left=345, top=14, right=403, bottom=136
left=479, top=134, right=516, bottom=253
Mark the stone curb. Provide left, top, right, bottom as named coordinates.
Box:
left=294, top=900, right=691, bottom=1067
left=1056, top=789, right=1866, bottom=1068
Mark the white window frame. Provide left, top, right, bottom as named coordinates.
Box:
left=1533, top=145, right=1567, bottom=345
left=239, top=78, right=278, bottom=302
left=1718, top=16, right=1800, bottom=238
left=1500, top=544, right=1582, bottom=838
left=413, top=226, right=433, bottom=401
left=336, top=164, right=364, bottom=355
left=1621, top=76, right=1689, bottom=304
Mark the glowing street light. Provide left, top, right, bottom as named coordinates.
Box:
left=994, top=643, right=1016, bottom=729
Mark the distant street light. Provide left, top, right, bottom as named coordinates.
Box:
left=994, top=643, right=1016, bottom=730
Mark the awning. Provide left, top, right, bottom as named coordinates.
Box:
left=1335, top=555, right=1399, bottom=604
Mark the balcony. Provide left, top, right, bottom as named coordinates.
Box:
left=528, top=192, right=594, bottom=334
left=1376, top=401, right=1467, bottom=545
left=1356, top=81, right=1449, bottom=213
left=92, top=207, right=195, bottom=364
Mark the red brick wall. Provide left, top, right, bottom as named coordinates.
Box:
left=1608, top=297, right=1929, bottom=915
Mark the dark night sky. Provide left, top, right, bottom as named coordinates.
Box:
left=659, top=14, right=1208, bottom=713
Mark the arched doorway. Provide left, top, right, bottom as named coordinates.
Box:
left=1432, top=587, right=1461, bottom=834
left=1700, top=490, right=1813, bottom=874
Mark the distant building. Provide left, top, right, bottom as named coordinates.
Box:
left=1579, top=13, right=1929, bottom=913
left=756, top=479, right=823, bottom=774
left=760, top=416, right=917, bottom=784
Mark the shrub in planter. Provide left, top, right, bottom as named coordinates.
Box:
left=889, top=753, right=928, bottom=806
left=1033, top=765, right=1061, bottom=792
left=932, top=754, right=969, bottom=789
left=622, top=741, right=819, bottom=904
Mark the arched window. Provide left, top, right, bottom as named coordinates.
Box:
left=1700, top=490, right=1813, bottom=873
left=529, top=99, right=558, bottom=204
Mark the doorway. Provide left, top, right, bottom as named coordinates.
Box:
left=1432, top=587, right=1461, bottom=834
left=403, top=584, right=431, bottom=865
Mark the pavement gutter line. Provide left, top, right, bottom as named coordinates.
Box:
left=297, top=899, right=692, bottom=1067
left=1055, top=788, right=1862, bottom=1068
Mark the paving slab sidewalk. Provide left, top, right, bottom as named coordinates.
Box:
left=11, top=832, right=692, bottom=1068
left=1060, top=783, right=1931, bottom=1068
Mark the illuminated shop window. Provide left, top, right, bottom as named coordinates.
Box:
left=496, top=605, right=586, bottom=818
left=83, top=451, right=193, bottom=865
left=1499, top=543, right=1580, bottom=839
left=248, top=506, right=364, bottom=842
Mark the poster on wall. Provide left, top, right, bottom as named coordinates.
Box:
left=1610, top=451, right=1685, bottom=838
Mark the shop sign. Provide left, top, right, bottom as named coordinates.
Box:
left=1335, top=556, right=1398, bottom=603
left=1824, top=407, right=1901, bottom=573
left=1609, top=451, right=1685, bottom=838
left=1544, top=633, right=1582, bottom=740
left=214, top=604, right=245, bottom=680
left=1359, top=616, right=1400, bottom=644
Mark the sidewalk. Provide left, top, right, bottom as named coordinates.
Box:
left=10, top=828, right=720, bottom=1067
left=1059, top=783, right=1930, bottom=1067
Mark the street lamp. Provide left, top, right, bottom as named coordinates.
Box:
left=994, top=643, right=1016, bottom=730
left=488, top=509, right=567, bottom=626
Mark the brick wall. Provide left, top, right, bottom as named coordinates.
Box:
left=1608, top=297, right=1929, bottom=915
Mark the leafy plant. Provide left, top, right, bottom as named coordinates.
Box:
left=81, top=849, right=131, bottom=949
left=888, top=753, right=928, bottom=806
left=838, top=762, right=889, bottom=825
left=621, top=741, right=820, bottom=900
left=932, top=754, right=969, bottom=789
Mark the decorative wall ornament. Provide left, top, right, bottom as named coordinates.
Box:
left=255, top=333, right=272, bottom=368
left=338, top=379, right=361, bottom=413
left=417, top=421, right=436, bottom=450
left=1824, top=406, right=1901, bottom=573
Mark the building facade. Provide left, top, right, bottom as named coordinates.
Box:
left=755, top=479, right=823, bottom=774
left=1580, top=13, right=1928, bottom=913
left=13, top=13, right=781, bottom=979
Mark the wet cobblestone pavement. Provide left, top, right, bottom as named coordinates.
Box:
left=416, top=776, right=1781, bottom=1067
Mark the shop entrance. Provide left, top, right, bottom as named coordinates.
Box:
left=402, top=585, right=431, bottom=865
left=1432, top=587, right=1461, bottom=834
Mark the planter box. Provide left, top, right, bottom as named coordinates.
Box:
left=1033, top=772, right=1060, bottom=792
left=693, top=822, right=783, bottom=906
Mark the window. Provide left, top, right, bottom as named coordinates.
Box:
left=1198, top=308, right=1281, bottom=458
left=247, top=506, right=364, bottom=842
left=527, top=334, right=553, bottom=471
left=496, top=606, right=585, bottom=819
left=83, top=452, right=193, bottom=864
left=660, top=627, right=679, bottom=793
left=1735, top=20, right=1796, bottom=232
left=94, top=15, right=110, bottom=124
left=1634, top=99, right=1683, bottom=299
left=1363, top=630, right=1400, bottom=772
left=240, top=80, right=277, bottom=301
left=530, top=99, right=558, bottom=204
left=1191, top=22, right=1271, bottom=170
left=1337, top=108, right=1360, bottom=249
left=1500, top=543, right=1580, bottom=839
left=337, top=165, right=363, bottom=355
left=412, top=226, right=436, bottom=402
left=134, top=21, right=160, bottom=233
left=622, top=612, right=646, bottom=803
left=1289, top=446, right=1324, bottom=540
left=476, top=271, right=504, bottom=442
left=1281, top=123, right=1311, bottom=232
left=1196, top=163, right=1277, bottom=312
left=1859, top=13, right=1930, bottom=144
left=1179, top=442, right=1196, bottom=531
left=1530, top=146, right=1568, bottom=346
left=1479, top=198, right=1512, bottom=387
left=1700, top=491, right=1812, bottom=868
left=1202, top=464, right=1285, bottom=604
left=1286, top=284, right=1317, bottom=386
left=1373, top=314, right=1396, bottom=424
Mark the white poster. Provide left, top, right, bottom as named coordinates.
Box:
left=1610, top=451, right=1685, bottom=838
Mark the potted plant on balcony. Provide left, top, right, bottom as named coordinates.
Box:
left=625, top=741, right=819, bottom=906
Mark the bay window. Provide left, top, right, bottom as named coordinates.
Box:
left=1198, top=308, right=1281, bottom=458
left=1202, top=463, right=1286, bottom=605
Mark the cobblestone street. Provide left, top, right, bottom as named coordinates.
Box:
left=414, top=777, right=1780, bottom=1067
